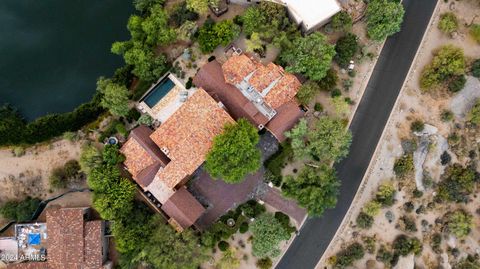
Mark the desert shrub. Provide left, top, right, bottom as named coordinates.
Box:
left=468, top=100, right=480, bottom=125
left=470, top=24, right=480, bottom=43
left=403, top=202, right=414, bottom=213
left=393, top=154, right=414, bottom=178
left=49, top=160, right=82, bottom=189
left=331, top=11, right=352, bottom=32
left=13, top=147, right=26, bottom=157
left=444, top=210, right=472, bottom=238
left=438, top=12, right=458, bottom=34
left=437, top=164, right=476, bottom=203
left=420, top=45, right=465, bottom=90
left=256, top=257, right=273, bottom=269
left=440, top=151, right=452, bottom=165
left=410, top=120, right=425, bottom=132
left=0, top=197, right=42, bottom=222
left=441, top=109, right=454, bottom=122
left=472, top=59, right=480, bottom=78
left=317, top=68, right=338, bottom=91
left=314, top=103, right=324, bottom=112
left=447, top=132, right=461, bottom=146
left=399, top=216, right=417, bottom=232
left=363, top=201, right=382, bottom=217
left=363, top=236, right=376, bottom=254
left=412, top=189, right=423, bottom=198
left=376, top=245, right=395, bottom=267
left=218, top=241, right=230, bottom=251
left=333, top=242, right=365, bottom=269
left=431, top=233, right=442, bottom=254
left=448, top=75, right=466, bottom=92
left=376, top=183, right=396, bottom=206
left=393, top=235, right=422, bottom=256
left=331, top=88, right=342, bottom=98
left=356, top=212, right=374, bottom=229
left=185, top=77, right=193, bottom=89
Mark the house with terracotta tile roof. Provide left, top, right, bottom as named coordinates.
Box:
left=2, top=207, right=109, bottom=269
left=194, top=54, right=305, bottom=142
left=121, top=88, right=234, bottom=231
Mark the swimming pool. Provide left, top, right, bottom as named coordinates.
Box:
left=142, top=78, right=175, bottom=108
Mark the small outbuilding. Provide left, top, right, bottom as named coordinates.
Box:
left=280, top=0, right=342, bottom=32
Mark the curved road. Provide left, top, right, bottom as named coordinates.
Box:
left=276, top=0, right=438, bottom=268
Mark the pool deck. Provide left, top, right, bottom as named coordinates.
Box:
left=137, top=74, right=196, bottom=123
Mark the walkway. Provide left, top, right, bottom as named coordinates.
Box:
left=276, top=0, right=439, bottom=268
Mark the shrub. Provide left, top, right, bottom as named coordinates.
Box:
left=363, top=201, right=382, bottom=217
left=440, top=109, right=454, bottom=122
left=185, top=77, right=193, bottom=89
left=403, top=202, right=414, bottom=213
left=218, top=241, right=230, bottom=251
left=437, top=164, right=476, bottom=202
left=440, top=151, right=451, bottom=165
left=63, top=131, right=76, bottom=141
left=335, top=33, right=358, bottom=67
left=431, top=233, right=442, bottom=254
left=115, top=122, right=128, bottom=137
left=137, top=114, right=154, bottom=126
left=356, top=212, right=374, bottom=229
left=448, top=75, right=466, bottom=92
left=470, top=24, right=480, bottom=43
left=296, top=81, right=320, bottom=106
left=126, top=108, right=141, bottom=123
left=13, top=147, right=26, bottom=157
left=264, top=143, right=293, bottom=187
left=331, top=88, right=342, bottom=98
left=376, top=245, right=395, bottom=266
left=239, top=222, right=249, bottom=234
left=393, top=235, right=422, bottom=256
left=420, top=45, right=465, bottom=90
left=376, top=183, right=396, bottom=206
left=393, top=154, right=414, bottom=178
left=468, top=100, right=480, bottom=125
left=49, top=160, right=81, bottom=189
left=314, top=103, right=324, bottom=112
left=472, top=59, right=480, bottom=78
left=410, top=120, right=425, bottom=132
left=317, top=68, right=338, bottom=91
left=399, top=216, right=417, bottom=233
left=256, top=257, right=273, bottom=269
left=334, top=242, right=365, bottom=268
left=444, top=210, right=472, bottom=238
left=438, top=12, right=458, bottom=34
left=274, top=212, right=296, bottom=234
left=0, top=197, right=42, bottom=222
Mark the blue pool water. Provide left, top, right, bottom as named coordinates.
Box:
left=143, top=78, right=175, bottom=108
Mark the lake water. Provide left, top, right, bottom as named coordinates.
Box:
left=0, top=0, right=133, bottom=120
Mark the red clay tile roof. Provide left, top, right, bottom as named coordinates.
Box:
left=161, top=187, right=206, bottom=229
left=150, top=89, right=234, bottom=190
left=222, top=54, right=259, bottom=85
left=263, top=72, right=302, bottom=109
left=265, top=99, right=305, bottom=142
left=47, top=207, right=104, bottom=269
left=193, top=60, right=269, bottom=126
left=249, top=63, right=283, bottom=93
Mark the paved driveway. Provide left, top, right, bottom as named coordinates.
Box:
left=276, top=0, right=438, bottom=268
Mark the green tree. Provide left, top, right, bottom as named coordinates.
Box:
left=133, top=0, right=165, bottom=13
left=141, top=5, right=176, bottom=46
left=444, top=210, right=472, bottom=238
left=186, top=0, right=210, bottom=15
left=286, top=117, right=352, bottom=162
left=0, top=105, right=26, bottom=145
left=335, top=33, right=358, bottom=67
left=420, top=45, right=465, bottom=90
left=438, top=164, right=476, bottom=203
left=250, top=213, right=291, bottom=258
left=331, top=96, right=350, bottom=118
left=333, top=242, right=365, bottom=268
left=141, top=223, right=208, bottom=269
left=137, top=114, right=154, bottom=126
left=365, top=0, right=405, bottom=41
left=331, top=11, right=353, bottom=33
left=282, top=165, right=340, bottom=216
left=216, top=248, right=240, bottom=269
left=79, top=144, right=102, bottom=174
left=205, top=119, right=261, bottom=184
left=245, top=32, right=263, bottom=53
left=318, top=68, right=339, bottom=91
left=96, top=78, right=130, bottom=117
left=197, top=19, right=240, bottom=53
left=438, top=12, right=458, bottom=34
left=242, top=5, right=265, bottom=36
left=296, top=81, right=320, bottom=106
left=0, top=197, right=41, bottom=222
left=468, top=100, right=480, bottom=125
left=280, top=33, right=336, bottom=81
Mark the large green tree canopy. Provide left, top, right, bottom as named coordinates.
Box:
left=365, top=0, right=405, bottom=41
left=279, top=32, right=336, bottom=81
left=250, top=213, right=291, bottom=258
left=282, top=164, right=340, bottom=216
left=96, top=77, right=130, bottom=117
left=205, top=118, right=261, bottom=184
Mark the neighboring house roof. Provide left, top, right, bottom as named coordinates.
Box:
left=149, top=89, right=234, bottom=192
left=7, top=207, right=105, bottom=269
left=161, top=187, right=206, bottom=230
left=281, top=0, right=342, bottom=31
left=193, top=55, right=303, bottom=141
left=193, top=60, right=269, bottom=127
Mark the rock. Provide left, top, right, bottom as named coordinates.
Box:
left=385, top=211, right=395, bottom=223
left=440, top=253, right=452, bottom=269
left=366, top=260, right=378, bottom=269
left=413, top=137, right=429, bottom=191
left=447, top=235, right=457, bottom=249
left=450, top=76, right=480, bottom=118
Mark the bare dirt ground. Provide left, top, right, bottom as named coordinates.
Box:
left=0, top=139, right=86, bottom=226
left=320, top=0, right=480, bottom=268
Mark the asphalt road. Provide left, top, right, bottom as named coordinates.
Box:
left=276, top=0, right=438, bottom=268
